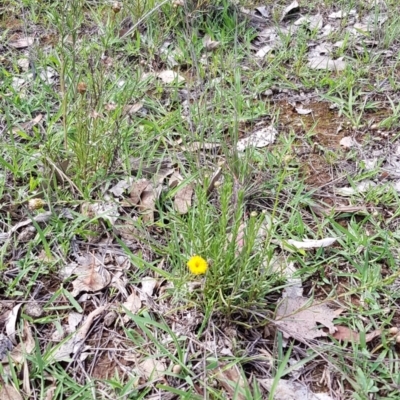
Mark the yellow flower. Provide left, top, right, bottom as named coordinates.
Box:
left=187, top=255, right=208, bottom=275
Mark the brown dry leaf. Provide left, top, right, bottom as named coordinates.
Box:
left=281, top=1, right=300, bottom=22
left=156, top=70, right=185, bottom=84
left=6, top=304, right=22, bottom=345
left=71, top=257, right=111, bottom=296
left=308, top=56, right=346, bottom=71
left=87, top=202, right=120, bottom=225
left=0, top=384, right=23, bottom=400
left=340, top=136, right=356, bottom=148
left=10, top=322, right=35, bottom=364
left=168, top=171, right=183, bottom=188
left=154, top=168, right=175, bottom=185
left=203, top=35, right=220, bottom=50
left=139, top=358, right=166, bottom=380
left=50, top=306, right=106, bottom=362
left=275, top=297, right=337, bottom=340
left=45, top=385, right=56, bottom=400
left=237, top=126, right=277, bottom=151
left=139, top=182, right=156, bottom=223
left=332, top=325, right=381, bottom=343
left=122, top=292, right=142, bottom=322
left=260, top=378, right=334, bottom=400
left=214, top=363, right=246, bottom=400
left=123, top=102, right=143, bottom=115
left=130, top=178, right=151, bottom=205
left=174, top=183, right=193, bottom=214
left=9, top=36, right=34, bottom=48
left=12, top=114, right=43, bottom=134
left=140, top=277, right=158, bottom=298
left=295, top=107, right=312, bottom=115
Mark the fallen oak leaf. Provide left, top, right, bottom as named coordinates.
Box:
left=275, top=297, right=337, bottom=341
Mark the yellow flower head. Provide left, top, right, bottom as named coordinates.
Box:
left=187, top=255, right=208, bottom=275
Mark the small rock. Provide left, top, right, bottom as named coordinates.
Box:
left=25, top=302, right=44, bottom=318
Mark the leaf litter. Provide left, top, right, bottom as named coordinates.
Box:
left=2, top=0, right=400, bottom=398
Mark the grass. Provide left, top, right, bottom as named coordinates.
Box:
left=1, top=0, right=400, bottom=398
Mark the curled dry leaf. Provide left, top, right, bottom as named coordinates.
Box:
left=287, top=237, right=337, bottom=249
left=295, top=107, right=312, bottom=115
left=203, top=35, right=220, bottom=51
left=174, top=183, right=194, bottom=214
left=237, top=126, right=277, bottom=151
left=168, top=171, right=183, bottom=189
left=255, top=44, right=274, bottom=58
left=6, top=304, right=23, bottom=345
left=141, top=277, right=158, bottom=297
left=130, top=178, right=151, bottom=205
left=281, top=1, right=300, bottom=22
